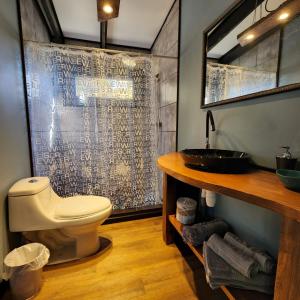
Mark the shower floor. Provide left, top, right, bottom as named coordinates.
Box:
left=3, top=217, right=225, bottom=300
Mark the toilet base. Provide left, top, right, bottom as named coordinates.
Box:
left=23, top=222, right=107, bottom=264
left=49, top=237, right=112, bottom=267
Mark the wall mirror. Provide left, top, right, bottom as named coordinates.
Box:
left=201, top=0, right=300, bottom=108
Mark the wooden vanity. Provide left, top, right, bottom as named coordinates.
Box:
left=158, top=152, right=300, bottom=300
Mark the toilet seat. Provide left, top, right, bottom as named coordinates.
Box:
left=55, top=196, right=111, bottom=219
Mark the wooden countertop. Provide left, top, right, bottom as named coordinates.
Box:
left=157, top=152, right=300, bottom=221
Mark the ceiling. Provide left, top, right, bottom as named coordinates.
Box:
left=208, top=0, right=286, bottom=58
left=53, top=0, right=174, bottom=49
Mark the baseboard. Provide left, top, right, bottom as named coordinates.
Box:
left=104, top=207, right=162, bottom=224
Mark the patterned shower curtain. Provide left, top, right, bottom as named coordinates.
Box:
left=205, top=63, right=277, bottom=104
left=25, top=42, right=159, bottom=210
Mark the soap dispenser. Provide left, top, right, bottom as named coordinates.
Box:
left=276, top=146, right=297, bottom=170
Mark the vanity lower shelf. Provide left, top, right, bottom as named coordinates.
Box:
left=168, top=215, right=272, bottom=300
left=159, top=153, right=300, bottom=300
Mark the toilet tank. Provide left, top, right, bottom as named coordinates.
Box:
left=8, top=177, right=57, bottom=231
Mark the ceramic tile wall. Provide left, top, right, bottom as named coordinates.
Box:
left=230, top=30, right=280, bottom=73
left=279, top=15, right=300, bottom=86
left=20, top=0, right=50, bottom=43
left=152, top=0, right=179, bottom=155
left=152, top=0, right=179, bottom=198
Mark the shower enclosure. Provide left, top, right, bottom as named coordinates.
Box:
left=25, top=42, right=160, bottom=212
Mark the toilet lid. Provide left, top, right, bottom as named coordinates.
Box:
left=55, top=196, right=111, bottom=219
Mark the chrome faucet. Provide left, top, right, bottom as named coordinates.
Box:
left=206, top=110, right=215, bottom=149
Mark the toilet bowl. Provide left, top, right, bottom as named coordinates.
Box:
left=8, top=177, right=112, bottom=264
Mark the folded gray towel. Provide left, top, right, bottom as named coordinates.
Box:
left=182, top=218, right=229, bottom=246
left=224, top=232, right=276, bottom=274
left=203, top=243, right=274, bottom=295
left=207, top=234, right=259, bottom=278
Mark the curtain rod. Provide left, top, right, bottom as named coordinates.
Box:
left=24, top=40, right=177, bottom=60
left=208, top=61, right=276, bottom=74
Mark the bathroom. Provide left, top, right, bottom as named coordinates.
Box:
left=0, top=0, right=300, bottom=299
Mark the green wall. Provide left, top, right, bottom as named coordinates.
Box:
left=0, top=0, right=31, bottom=280
left=178, top=0, right=300, bottom=257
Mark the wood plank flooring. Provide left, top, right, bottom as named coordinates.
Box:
left=6, top=217, right=226, bottom=300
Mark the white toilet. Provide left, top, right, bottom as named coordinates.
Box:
left=8, top=177, right=112, bottom=264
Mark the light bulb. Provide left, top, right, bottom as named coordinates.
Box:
left=278, top=12, right=289, bottom=21
left=245, top=33, right=255, bottom=41
left=103, top=4, right=113, bottom=14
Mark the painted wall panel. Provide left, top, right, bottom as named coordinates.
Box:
left=178, top=0, right=300, bottom=256
left=0, top=0, right=31, bottom=280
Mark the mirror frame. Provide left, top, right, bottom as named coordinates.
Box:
left=201, top=0, right=300, bottom=109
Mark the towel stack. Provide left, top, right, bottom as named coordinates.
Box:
left=182, top=218, right=229, bottom=246
left=203, top=233, right=276, bottom=295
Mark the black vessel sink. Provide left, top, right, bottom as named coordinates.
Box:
left=180, top=149, right=251, bottom=173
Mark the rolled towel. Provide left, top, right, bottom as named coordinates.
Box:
left=182, top=218, right=229, bottom=246
left=207, top=234, right=259, bottom=278
left=203, top=242, right=274, bottom=295
left=224, top=232, right=276, bottom=274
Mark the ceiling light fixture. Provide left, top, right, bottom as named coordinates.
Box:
left=97, top=0, right=120, bottom=21
left=103, top=4, right=113, bottom=14
left=238, top=0, right=300, bottom=47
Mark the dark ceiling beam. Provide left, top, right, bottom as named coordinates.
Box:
left=34, top=0, right=64, bottom=43
left=100, top=21, right=108, bottom=48
left=218, top=26, right=280, bottom=64
left=64, top=37, right=151, bottom=53
left=208, top=0, right=265, bottom=50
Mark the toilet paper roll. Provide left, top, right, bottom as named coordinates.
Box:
left=206, top=190, right=216, bottom=207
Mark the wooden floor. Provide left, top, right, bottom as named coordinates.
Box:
left=6, top=217, right=226, bottom=300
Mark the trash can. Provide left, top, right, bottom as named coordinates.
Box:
left=4, top=243, right=50, bottom=300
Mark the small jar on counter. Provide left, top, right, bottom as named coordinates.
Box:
left=276, top=146, right=297, bottom=170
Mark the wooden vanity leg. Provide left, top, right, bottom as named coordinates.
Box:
left=274, top=217, right=300, bottom=300
left=162, top=173, right=177, bottom=245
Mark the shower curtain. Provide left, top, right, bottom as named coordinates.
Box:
left=25, top=42, right=159, bottom=210
left=205, top=63, right=277, bottom=104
